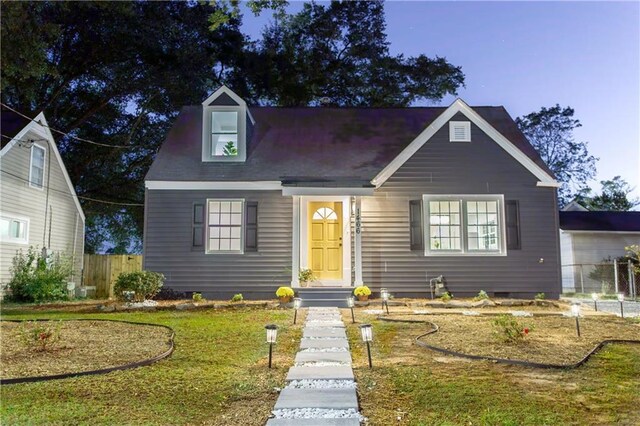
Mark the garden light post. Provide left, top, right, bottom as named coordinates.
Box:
left=360, top=324, right=373, bottom=368
left=571, top=303, right=581, bottom=337
left=380, top=288, right=389, bottom=315
left=293, top=297, right=302, bottom=325
left=617, top=293, right=625, bottom=318
left=591, top=293, right=598, bottom=312
left=265, top=324, right=278, bottom=368
left=347, top=296, right=356, bottom=323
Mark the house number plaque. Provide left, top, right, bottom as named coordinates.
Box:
left=355, top=208, right=361, bottom=234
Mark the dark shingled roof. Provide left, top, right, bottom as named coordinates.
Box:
left=1, top=108, right=32, bottom=149
left=560, top=211, right=640, bottom=232
left=146, top=106, right=554, bottom=183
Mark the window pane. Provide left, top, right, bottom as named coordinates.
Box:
left=210, top=227, right=220, bottom=238
left=0, top=218, right=9, bottom=237
left=220, top=213, right=230, bottom=225
left=209, top=213, right=220, bottom=225
left=220, top=227, right=231, bottom=238
left=230, top=213, right=241, bottom=225
left=212, top=111, right=238, bottom=133
left=231, top=227, right=241, bottom=238
left=209, top=201, right=220, bottom=213
left=430, top=202, right=439, bottom=213
left=220, top=202, right=231, bottom=213
left=230, top=239, right=241, bottom=251
left=231, top=202, right=242, bottom=213
left=219, top=239, right=231, bottom=251
left=209, top=239, right=220, bottom=251
left=428, top=200, right=461, bottom=251
left=466, top=199, right=500, bottom=251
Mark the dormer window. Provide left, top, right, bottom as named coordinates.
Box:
left=202, top=86, right=254, bottom=163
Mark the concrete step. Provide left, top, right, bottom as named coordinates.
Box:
left=295, top=351, right=352, bottom=364
left=300, top=338, right=349, bottom=349
left=266, top=418, right=361, bottom=426
left=304, top=328, right=347, bottom=339
left=274, top=388, right=358, bottom=410
left=301, top=299, right=351, bottom=308
left=286, top=365, right=354, bottom=381
left=305, top=320, right=345, bottom=328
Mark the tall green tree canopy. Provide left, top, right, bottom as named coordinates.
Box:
left=1, top=0, right=465, bottom=252
left=516, top=105, right=598, bottom=206
left=575, top=176, right=639, bottom=211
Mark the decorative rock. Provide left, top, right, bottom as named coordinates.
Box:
left=270, top=408, right=362, bottom=419
left=424, top=301, right=446, bottom=308
left=498, top=300, right=531, bottom=307
left=97, top=304, right=115, bottom=312
left=462, top=310, right=480, bottom=316
left=175, top=303, right=196, bottom=311
left=510, top=310, right=533, bottom=317
left=443, top=301, right=474, bottom=308
left=471, top=299, right=496, bottom=308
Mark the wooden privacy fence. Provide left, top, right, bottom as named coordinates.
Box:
left=83, top=254, right=143, bottom=298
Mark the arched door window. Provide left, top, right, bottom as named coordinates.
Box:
left=312, top=207, right=338, bottom=220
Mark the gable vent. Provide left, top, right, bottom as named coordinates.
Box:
left=449, top=121, right=471, bottom=142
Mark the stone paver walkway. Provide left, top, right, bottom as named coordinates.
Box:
left=267, top=307, right=362, bottom=425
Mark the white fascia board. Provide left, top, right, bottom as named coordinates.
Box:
left=536, top=181, right=561, bottom=188
left=145, top=180, right=282, bottom=190
left=559, top=230, right=640, bottom=235
left=282, top=186, right=375, bottom=196
left=201, top=85, right=255, bottom=125
left=0, top=112, right=85, bottom=222
left=371, top=98, right=558, bottom=187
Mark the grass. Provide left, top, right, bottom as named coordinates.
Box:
left=1, top=307, right=302, bottom=425
left=344, top=312, right=640, bottom=426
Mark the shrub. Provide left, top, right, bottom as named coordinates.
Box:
left=231, top=293, right=243, bottom=302
left=8, top=247, right=73, bottom=303
left=153, top=287, right=186, bottom=300
left=353, top=286, right=371, bottom=297
left=440, top=291, right=453, bottom=302
left=298, top=268, right=315, bottom=283
left=114, top=271, right=164, bottom=302
left=492, top=315, right=533, bottom=343
left=276, top=286, right=294, bottom=298
left=19, top=321, right=62, bottom=352
left=534, top=292, right=546, bottom=300
left=473, top=290, right=489, bottom=301
left=192, top=292, right=204, bottom=302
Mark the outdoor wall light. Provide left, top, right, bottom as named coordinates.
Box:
left=359, top=324, right=373, bottom=368
left=347, top=296, right=356, bottom=323
left=380, top=288, right=390, bottom=315
left=571, top=303, right=581, bottom=337
left=617, top=293, right=625, bottom=318
left=265, top=324, right=278, bottom=368
left=293, top=297, right=302, bottom=324
left=591, top=293, right=599, bottom=311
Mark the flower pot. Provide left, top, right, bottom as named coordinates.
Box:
left=279, top=296, right=292, bottom=303
left=357, top=295, right=369, bottom=302
left=300, top=281, right=309, bottom=288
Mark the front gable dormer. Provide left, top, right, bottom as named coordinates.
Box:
left=201, top=86, right=253, bottom=162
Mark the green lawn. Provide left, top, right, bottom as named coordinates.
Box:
left=1, top=308, right=301, bottom=425
left=345, top=315, right=640, bottom=426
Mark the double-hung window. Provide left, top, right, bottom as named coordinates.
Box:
left=29, top=145, right=45, bottom=189
left=207, top=200, right=243, bottom=253
left=211, top=111, right=239, bottom=157
left=0, top=215, right=29, bottom=244
left=424, top=195, right=505, bottom=255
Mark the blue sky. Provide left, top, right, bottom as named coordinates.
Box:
left=242, top=1, right=640, bottom=200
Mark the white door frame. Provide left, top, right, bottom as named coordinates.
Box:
left=298, top=195, right=352, bottom=287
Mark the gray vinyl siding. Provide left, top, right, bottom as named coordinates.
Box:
left=0, top=131, right=84, bottom=288
left=361, top=113, right=561, bottom=298
left=144, top=189, right=292, bottom=299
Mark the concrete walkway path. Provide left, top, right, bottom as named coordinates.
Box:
left=266, top=307, right=362, bottom=425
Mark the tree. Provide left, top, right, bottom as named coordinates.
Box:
left=516, top=105, right=598, bottom=206
left=576, top=176, right=639, bottom=211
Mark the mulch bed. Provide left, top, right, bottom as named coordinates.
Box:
left=1, top=320, right=172, bottom=380
left=387, top=314, right=640, bottom=365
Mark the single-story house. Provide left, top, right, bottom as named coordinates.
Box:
left=0, top=108, right=85, bottom=290
left=559, top=210, right=640, bottom=294
left=143, top=86, right=562, bottom=300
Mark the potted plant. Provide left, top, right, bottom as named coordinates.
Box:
left=354, top=285, right=371, bottom=301
left=298, top=269, right=315, bottom=288
left=276, top=286, right=295, bottom=303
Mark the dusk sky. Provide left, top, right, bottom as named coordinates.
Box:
left=243, top=1, right=640, bottom=202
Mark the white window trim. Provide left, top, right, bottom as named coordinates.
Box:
left=423, top=194, right=507, bottom=257
left=29, top=143, right=46, bottom=190
left=205, top=198, right=245, bottom=254
left=449, top=121, right=471, bottom=142
left=0, top=214, right=30, bottom=244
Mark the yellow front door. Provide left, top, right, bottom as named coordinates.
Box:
left=308, top=202, right=343, bottom=280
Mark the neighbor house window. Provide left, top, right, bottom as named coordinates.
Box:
left=211, top=111, right=238, bottom=157
left=207, top=200, right=243, bottom=253
left=29, top=145, right=45, bottom=188
left=0, top=215, right=29, bottom=244
left=424, top=195, right=505, bottom=255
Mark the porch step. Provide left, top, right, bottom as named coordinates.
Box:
left=297, top=288, right=354, bottom=308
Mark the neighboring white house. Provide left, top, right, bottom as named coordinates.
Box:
left=0, top=108, right=85, bottom=291
left=559, top=209, right=640, bottom=294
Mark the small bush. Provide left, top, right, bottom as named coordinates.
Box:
left=19, top=321, right=62, bottom=352
left=153, top=287, right=186, bottom=300
left=8, top=247, right=73, bottom=303
left=353, top=286, right=371, bottom=297
left=473, top=290, right=489, bottom=301
left=440, top=291, right=453, bottom=302
left=231, top=293, right=243, bottom=302
left=276, top=286, right=294, bottom=298
left=192, top=292, right=204, bottom=302
left=492, top=315, right=533, bottom=343
left=114, top=271, right=164, bottom=302
left=298, top=268, right=315, bottom=283
left=534, top=292, right=546, bottom=300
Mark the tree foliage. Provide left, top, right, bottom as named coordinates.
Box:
left=575, top=176, right=639, bottom=211
left=1, top=1, right=465, bottom=252
left=516, top=105, right=598, bottom=206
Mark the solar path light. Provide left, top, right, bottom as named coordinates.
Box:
left=617, top=293, right=625, bottom=318
left=347, top=296, right=356, bottom=323
left=360, top=324, right=373, bottom=368
left=265, top=324, right=278, bottom=368
left=591, top=293, right=598, bottom=312
left=380, top=288, right=390, bottom=315
left=293, top=297, right=302, bottom=324
left=571, top=303, right=581, bottom=337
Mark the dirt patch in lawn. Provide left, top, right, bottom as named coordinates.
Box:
left=1, top=320, right=172, bottom=379
left=387, top=314, right=640, bottom=365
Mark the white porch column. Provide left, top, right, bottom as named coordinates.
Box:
left=291, top=196, right=300, bottom=287
left=354, top=196, right=363, bottom=285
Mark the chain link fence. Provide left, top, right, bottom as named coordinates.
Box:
left=562, top=261, right=639, bottom=299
